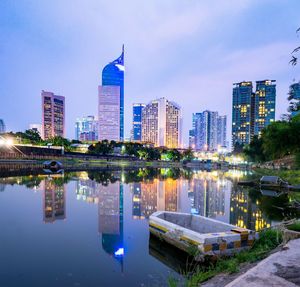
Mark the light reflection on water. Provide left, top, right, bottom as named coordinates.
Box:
left=0, top=168, right=297, bottom=287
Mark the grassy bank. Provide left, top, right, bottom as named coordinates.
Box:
left=172, top=229, right=283, bottom=287
left=253, top=168, right=300, bottom=185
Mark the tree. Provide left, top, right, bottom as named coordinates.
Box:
left=46, top=136, right=72, bottom=151
left=243, top=136, right=265, bottom=162
left=290, top=27, right=300, bottom=66
left=88, top=140, right=113, bottom=155
left=182, top=148, right=194, bottom=161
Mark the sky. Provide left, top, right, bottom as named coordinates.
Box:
left=0, top=0, right=299, bottom=146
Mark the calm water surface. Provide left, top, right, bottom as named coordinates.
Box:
left=0, top=168, right=297, bottom=287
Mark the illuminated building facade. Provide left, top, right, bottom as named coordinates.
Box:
left=217, top=115, right=227, bottom=148
left=41, top=90, right=65, bottom=140
left=75, top=115, right=98, bottom=142
left=289, top=81, right=300, bottom=117
left=0, top=119, right=6, bottom=134
left=132, top=103, right=145, bottom=141
left=192, top=111, right=226, bottom=151
left=142, top=98, right=182, bottom=148
left=232, top=80, right=276, bottom=146
left=101, top=46, right=124, bottom=140
left=43, top=178, right=66, bottom=223
left=252, top=80, right=276, bottom=137
left=98, top=86, right=120, bottom=141
left=232, top=82, right=252, bottom=145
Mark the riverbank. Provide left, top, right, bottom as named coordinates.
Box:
left=183, top=229, right=283, bottom=287
left=253, top=168, right=300, bottom=185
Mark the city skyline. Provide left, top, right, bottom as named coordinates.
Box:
left=1, top=1, right=300, bottom=145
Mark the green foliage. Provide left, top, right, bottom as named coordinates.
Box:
left=88, top=140, right=113, bottom=155
left=244, top=136, right=265, bottom=162
left=244, top=115, right=300, bottom=163
left=45, top=136, right=72, bottom=151
left=290, top=27, right=300, bottom=66
left=287, top=221, right=300, bottom=232
left=186, top=229, right=282, bottom=286
left=182, top=148, right=194, bottom=161
left=167, top=277, right=178, bottom=287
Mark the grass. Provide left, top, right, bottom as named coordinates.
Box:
left=186, top=229, right=283, bottom=287
left=253, top=168, right=300, bottom=185
left=287, top=221, right=300, bottom=232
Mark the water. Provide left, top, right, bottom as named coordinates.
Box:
left=0, top=168, right=298, bottom=287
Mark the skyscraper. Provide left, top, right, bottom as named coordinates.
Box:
left=217, top=115, right=227, bottom=148
left=252, top=80, right=276, bottom=137
left=232, top=82, right=252, bottom=146
left=75, top=116, right=98, bottom=141
left=132, top=103, right=145, bottom=141
left=232, top=80, right=276, bottom=147
left=0, top=119, right=6, bottom=134
left=41, top=90, right=65, bottom=140
left=141, top=98, right=182, bottom=148
left=101, top=46, right=124, bottom=140
left=98, top=86, right=120, bottom=141
left=192, top=111, right=226, bottom=151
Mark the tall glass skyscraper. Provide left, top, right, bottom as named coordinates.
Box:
left=232, top=80, right=276, bottom=147
left=192, top=111, right=226, bottom=151
left=132, top=103, right=145, bottom=141
left=0, top=119, right=6, bottom=134
left=253, top=80, right=276, bottom=136
left=101, top=46, right=124, bottom=140
left=232, top=82, right=252, bottom=146
left=75, top=115, right=98, bottom=141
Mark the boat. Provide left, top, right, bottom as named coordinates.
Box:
left=149, top=211, right=256, bottom=260
left=260, top=176, right=288, bottom=189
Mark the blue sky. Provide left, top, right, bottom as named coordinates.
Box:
left=0, top=0, right=299, bottom=145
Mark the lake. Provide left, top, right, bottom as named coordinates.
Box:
left=0, top=167, right=298, bottom=287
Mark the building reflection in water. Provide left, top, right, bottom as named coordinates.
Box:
left=98, top=181, right=124, bottom=268
left=130, top=178, right=190, bottom=219
left=230, top=186, right=271, bottom=231
left=41, top=175, right=66, bottom=223
left=74, top=169, right=271, bottom=236
left=188, top=171, right=229, bottom=222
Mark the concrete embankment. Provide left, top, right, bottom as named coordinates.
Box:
left=224, top=238, right=300, bottom=287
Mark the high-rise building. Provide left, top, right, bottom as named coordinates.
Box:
left=132, top=103, right=145, bottom=141
left=29, top=124, right=42, bottom=135
left=252, top=80, right=276, bottom=137
left=41, top=90, right=65, bottom=140
left=232, top=82, right=253, bottom=146
left=192, top=111, right=226, bottom=151
left=232, top=80, right=276, bottom=146
left=217, top=115, right=227, bottom=148
left=0, top=119, right=6, bottom=134
left=75, top=116, right=98, bottom=142
left=101, top=46, right=124, bottom=140
left=289, top=81, right=300, bottom=117
left=141, top=98, right=182, bottom=148
left=98, top=86, right=120, bottom=141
